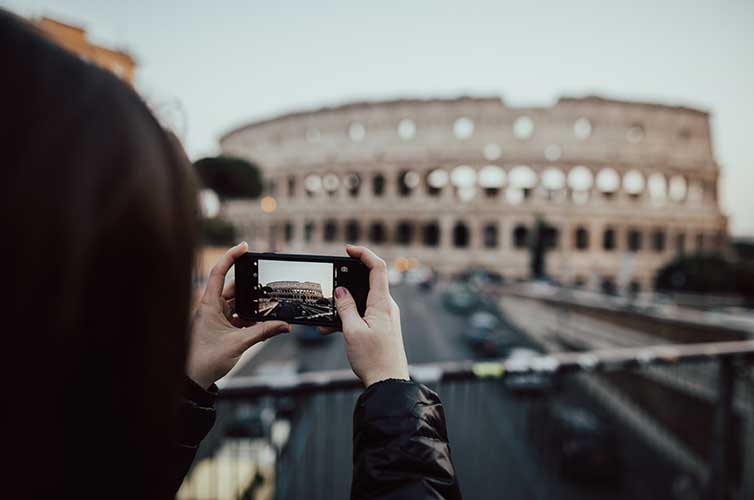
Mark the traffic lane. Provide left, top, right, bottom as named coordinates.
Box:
left=235, top=282, right=535, bottom=379
left=392, top=283, right=541, bottom=363
left=392, top=283, right=473, bottom=363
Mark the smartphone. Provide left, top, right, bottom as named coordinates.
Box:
left=234, top=252, right=370, bottom=328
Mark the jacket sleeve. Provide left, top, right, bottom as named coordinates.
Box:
left=165, top=376, right=218, bottom=496
left=351, top=379, right=462, bottom=500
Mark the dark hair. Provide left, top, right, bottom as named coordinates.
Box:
left=1, top=10, right=199, bottom=497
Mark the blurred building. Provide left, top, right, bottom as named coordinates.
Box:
left=219, top=96, right=727, bottom=292
left=32, top=16, right=135, bottom=84
left=266, top=281, right=324, bottom=303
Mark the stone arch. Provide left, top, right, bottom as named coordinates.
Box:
left=513, top=224, right=529, bottom=249
left=368, top=221, right=387, bottom=244
left=396, top=220, right=415, bottom=246
left=345, top=220, right=360, bottom=243
left=574, top=226, right=589, bottom=250
left=422, top=221, right=441, bottom=247
left=453, top=221, right=470, bottom=248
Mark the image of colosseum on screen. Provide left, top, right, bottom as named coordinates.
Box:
left=256, top=259, right=335, bottom=322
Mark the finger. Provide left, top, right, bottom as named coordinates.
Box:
left=223, top=297, right=236, bottom=321
left=334, top=286, right=366, bottom=335
left=238, top=321, right=291, bottom=350
left=230, top=315, right=255, bottom=328
left=222, top=280, right=236, bottom=300
left=203, top=242, right=248, bottom=301
left=318, top=326, right=337, bottom=335
left=345, top=245, right=390, bottom=305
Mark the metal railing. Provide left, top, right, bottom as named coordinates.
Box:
left=179, top=340, right=754, bottom=500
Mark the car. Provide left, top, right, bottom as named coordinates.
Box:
left=503, top=348, right=557, bottom=395
left=528, top=401, right=622, bottom=483
left=442, top=283, right=480, bottom=313
left=293, top=324, right=332, bottom=344
left=462, top=311, right=513, bottom=357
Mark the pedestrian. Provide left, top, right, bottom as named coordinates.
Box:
left=1, top=9, right=461, bottom=499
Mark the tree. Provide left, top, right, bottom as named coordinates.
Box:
left=193, top=156, right=263, bottom=199
left=654, top=253, right=754, bottom=300
left=201, top=217, right=236, bottom=246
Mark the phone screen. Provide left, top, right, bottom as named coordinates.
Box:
left=257, top=259, right=335, bottom=322
left=235, top=253, right=369, bottom=327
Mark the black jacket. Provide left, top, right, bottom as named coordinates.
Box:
left=166, top=376, right=219, bottom=496
left=351, top=379, right=462, bottom=500
left=171, top=378, right=461, bottom=500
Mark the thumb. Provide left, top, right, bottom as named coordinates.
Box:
left=334, top=287, right=365, bottom=333
left=238, top=321, right=290, bottom=350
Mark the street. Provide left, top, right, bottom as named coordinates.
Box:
left=231, top=283, right=684, bottom=500
left=261, top=299, right=334, bottom=322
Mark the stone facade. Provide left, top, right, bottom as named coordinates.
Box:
left=219, top=96, right=726, bottom=292
left=265, top=281, right=324, bottom=302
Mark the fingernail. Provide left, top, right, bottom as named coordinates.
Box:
left=335, top=287, right=347, bottom=299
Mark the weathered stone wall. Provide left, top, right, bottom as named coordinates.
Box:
left=219, top=96, right=726, bottom=292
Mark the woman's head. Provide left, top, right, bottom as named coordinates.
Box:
left=1, top=10, right=199, bottom=494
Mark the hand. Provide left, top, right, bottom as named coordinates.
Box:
left=188, top=242, right=291, bottom=389
left=322, top=245, right=409, bottom=387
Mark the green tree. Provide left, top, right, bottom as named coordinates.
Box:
left=201, top=217, right=236, bottom=246
left=194, top=156, right=263, bottom=199
left=654, top=253, right=754, bottom=299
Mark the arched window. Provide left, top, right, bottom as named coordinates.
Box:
left=398, top=170, right=419, bottom=197
left=287, top=176, right=296, bottom=197
left=422, top=222, right=440, bottom=247
left=453, top=222, right=469, bottom=248
left=603, top=228, right=616, bottom=251
left=652, top=230, right=666, bottom=252
left=344, top=173, right=361, bottom=198
left=369, top=221, right=387, bottom=244
left=373, top=174, right=385, bottom=197
left=628, top=229, right=642, bottom=252
left=695, top=232, right=704, bottom=252
left=483, top=223, right=498, bottom=248
left=323, top=219, right=337, bottom=242
left=426, top=169, right=448, bottom=197
left=575, top=226, right=589, bottom=251
left=304, top=221, right=315, bottom=243
left=284, top=222, right=294, bottom=243
left=513, top=225, right=529, bottom=249
left=396, top=220, right=414, bottom=246
left=345, top=220, right=360, bottom=243
left=676, top=233, right=686, bottom=254
left=543, top=226, right=559, bottom=249
left=601, top=276, right=617, bottom=295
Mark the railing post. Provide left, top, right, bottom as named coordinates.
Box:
left=708, top=356, right=735, bottom=500
left=740, top=361, right=754, bottom=500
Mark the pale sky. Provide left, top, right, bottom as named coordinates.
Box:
left=259, top=259, right=333, bottom=298
left=5, top=0, right=754, bottom=236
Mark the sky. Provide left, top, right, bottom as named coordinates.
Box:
left=258, top=259, right=333, bottom=298
left=5, top=0, right=754, bottom=236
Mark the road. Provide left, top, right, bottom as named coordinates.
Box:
left=229, top=283, right=685, bottom=500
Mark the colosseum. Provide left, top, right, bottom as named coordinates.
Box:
left=219, top=96, right=727, bottom=293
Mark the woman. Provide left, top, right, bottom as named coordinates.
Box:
left=1, top=9, right=460, bottom=499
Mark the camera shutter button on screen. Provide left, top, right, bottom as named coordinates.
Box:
left=341, top=266, right=348, bottom=272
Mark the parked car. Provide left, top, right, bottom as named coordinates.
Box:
left=503, top=348, right=558, bottom=395
left=528, top=401, right=622, bottom=482
left=442, top=283, right=480, bottom=313
left=462, top=310, right=513, bottom=357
